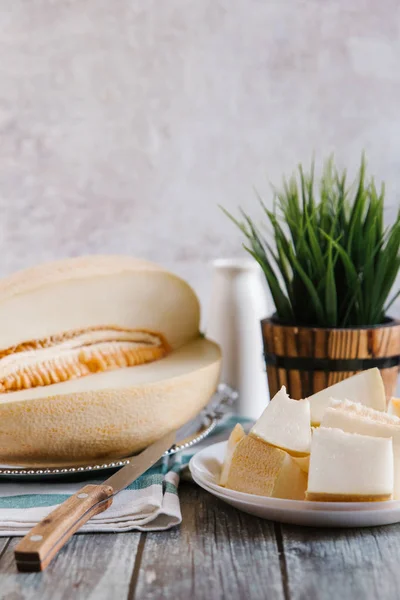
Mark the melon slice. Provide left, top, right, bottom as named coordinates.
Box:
left=224, top=434, right=307, bottom=499
left=219, top=423, right=246, bottom=486
left=321, top=400, right=400, bottom=498
left=306, top=427, right=393, bottom=502
left=250, top=386, right=311, bottom=456
left=0, top=256, right=221, bottom=463
left=307, top=368, right=386, bottom=426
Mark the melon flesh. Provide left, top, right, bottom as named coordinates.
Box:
left=0, top=327, right=170, bottom=393
left=307, top=368, right=386, bottom=426
left=0, top=337, right=221, bottom=463
left=321, top=400, right=400, bottom=499
left=219, top=423, right=246, bottom=486
left=292, top=456, right=310, bottom=474
left=224, top=434, right=307, bottom=499
left=251, top=386, right=311, bottom=456
left=306, top=427, right=393, bottom=502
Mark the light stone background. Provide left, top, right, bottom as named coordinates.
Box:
left=0, top=0, right=399, bottom=327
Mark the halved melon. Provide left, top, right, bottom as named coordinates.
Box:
left=0, top=256, right=221, bottom=463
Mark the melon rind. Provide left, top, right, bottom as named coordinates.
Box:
left=0, top=255, right=200, bottom=351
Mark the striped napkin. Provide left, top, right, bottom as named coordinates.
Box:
left=0, top=416, right=251, bottom=536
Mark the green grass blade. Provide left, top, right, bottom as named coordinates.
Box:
left=299, top=164, right=307, bottom=216
left=244, top=245, right=293, bottom=323
left=305, top=216, right=325, bottom=276
left=369, top=221, right=400, bottom=322
left=219, top=206, right=251, bottom=239
left=319, top=230, right=363, bottom=322
left=286, top=244, right=325, bottom=324
left=275, top=239, right=293, bottom=300
left=347, top=157, right=367, bottom=260
left=324, top=239, right=337, bottom=326
left=361, top=216, right=378, bottom=322
left=384, top=288, right=400, bottom=315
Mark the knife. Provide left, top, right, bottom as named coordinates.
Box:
left=14, top=430, right=176, bottom=572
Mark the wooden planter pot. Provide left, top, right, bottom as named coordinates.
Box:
left=261, top=317, right=400, bottom=402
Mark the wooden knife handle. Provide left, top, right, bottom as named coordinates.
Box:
left=14, top=483, right=114, bottom=572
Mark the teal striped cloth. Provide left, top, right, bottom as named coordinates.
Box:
left=0, top=416, right=251, bottom=536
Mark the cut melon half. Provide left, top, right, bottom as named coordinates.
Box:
left=0, top=256, right=221, bottom=463
left=307, top=368, right=386, bottom=426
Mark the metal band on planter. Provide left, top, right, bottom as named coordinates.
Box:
left=264, top=353, right=400, bottom=372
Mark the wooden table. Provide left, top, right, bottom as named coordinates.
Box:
left=1, top=482, right=399, bottom=599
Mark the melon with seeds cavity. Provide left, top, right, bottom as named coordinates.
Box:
left=0, top=256, right=221, bottom=463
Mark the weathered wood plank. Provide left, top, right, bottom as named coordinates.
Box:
left=132, top=482, right=285, bottom=600
left=0, top=532, right=141, bottom=600
left=0, top=538, right=10, bottom=559
left=281, top=523, right=400, bottom=600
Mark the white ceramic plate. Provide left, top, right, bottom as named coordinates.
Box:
left=189, top=441, right=400, bottom=528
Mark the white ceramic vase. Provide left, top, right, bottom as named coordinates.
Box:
left=206, top=258, right=270, bottom=419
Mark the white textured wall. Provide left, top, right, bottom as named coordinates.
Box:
left=0, top=0, right=399, bottom=322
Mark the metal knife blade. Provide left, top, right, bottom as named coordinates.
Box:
left=104, top=430, right=176, bottom=494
